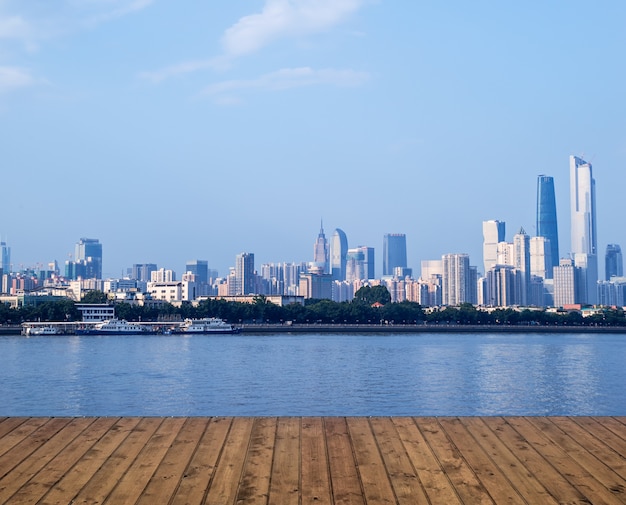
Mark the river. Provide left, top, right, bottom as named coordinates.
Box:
left=1, top=332, right=624, bottom=416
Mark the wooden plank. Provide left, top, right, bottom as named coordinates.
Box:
left=592, top=416, right=626, bottom=443
left=438, top=417, right=526, bottom=505
left=268, top=417, right=300, bottom=505
left=8, top=417, right=122, bottom=505
left=204, top=417, right=254, bottom=505
left=346, top=417, right=397, bottom=505
left=300, top=417, right=332, bottom=505
left=0, top=418, right=30, bottom=441
left=0, top=418, right=70, bottom=479
left=71, top=417, right=163, bottom=505
left=135, top=417, right=210, bottom=505
left=464, top=417, right=560, bottom=505
left=102, top=417, right=187, bottom=505
left=493, top=417, right=598, bottom=505
left=235, top=417, right=277, bottom=505
left=368, top=417, right=429, bottom=505
left=524, top=417, right=626, bottom=504
left=392, top=417, right=461, bottom=504
left=0, top=417, right=95, bottom=504
left=572, top=417, right=626, bottom=477
left=417, top=417, right=494, bottom=505
left=169, top=417, right=232, bottom=505
left=324, top=417, right=365, bottom=505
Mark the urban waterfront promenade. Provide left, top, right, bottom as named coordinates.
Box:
left=1, top=416, right=625, bottom=504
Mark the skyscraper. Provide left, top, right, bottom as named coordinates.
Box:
left=313, top=221, right=329, bottom=273
left=382, top=233, right=407, bottom=276
left=605, top=244, right=623, bottom=280
left=330, top=228, right=348, bottom=281
left=482, top=220, right=505, bottom=275
left=1, top=240, right=10, bottom=274
left=513, top=227, right=531, bottom=306
left=570, top=155, right=598, bottom=304
left=442, top=253, right=472, bottom=306
left=186, top=260, right=209, bottom=285
left=536, top=175, right=559, bottom=272
left=234, top=253, right=255, bottom=295
left=75, top=238, right=102, bottom=279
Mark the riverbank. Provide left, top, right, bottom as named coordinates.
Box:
left=240, top=322, right=626, bottom=334
left=4, top=322, right=626, bottom=336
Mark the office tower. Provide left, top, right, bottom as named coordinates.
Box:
left=513, top=227, right=531, bottom=306
left=345, top=248, right=366, bottom=282
left=235, top=252, right=255, bottom=295
left=313, top=221, right=329, bottom=273
left=132, top=263, right=157, bottom=282
left=536, top=175, right=559, bottom=271
left=383, top=233, right=407, bottom=276
left=442, top=253, right=472, bottom=306
left=486, top=264, right=517, bottom=307
left=482, top=220, right=505, bottom=275
left=605, top=244, right=623, bottom=280
left=330, top=228, right=348, bottom=281
left=1, top=240, right=10, bottom=275
left=530, top=236, right=552, bottom=279
left=75, top=238, right=103, bottom=279
left=570, top=155, right=598, bottom=304
left=553, top=258, right=579, bottom=307
left=186, top=260, right=209, bottom=285
left=358, top=246, right=375, bottom=280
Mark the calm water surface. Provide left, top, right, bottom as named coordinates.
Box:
left=1, top=332, right=625, bottom=416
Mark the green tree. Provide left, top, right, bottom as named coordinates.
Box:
left=353, top=285, right=391, bottom=305
left=81, top=290, right=108, bottom=304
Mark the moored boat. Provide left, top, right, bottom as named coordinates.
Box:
left=75, top=319, right=152, bottom=335
left=175, top=317, right=240, bottom=334
left=23, top=325, right=61, bottom=336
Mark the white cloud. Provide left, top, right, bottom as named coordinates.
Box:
left=0, top=65, right=34, bottom=92
left=141, top=0, right=368, bottom=83
left=81, top=0, right=154, bottom=26
left=222, top=0, right=366, bottom=58
left=202, top=66, right=369, bottom=102
left=139, top=58, right=221, bottom=84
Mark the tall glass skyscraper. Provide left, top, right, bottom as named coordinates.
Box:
left=1, top=240, right=10, bottom=274
left=536, top=175, right=559, bottom=272
left=75, top=238, right=102, bottom=279
left=605, top=244, right=623, bottom=280
left=330, top=228, right=348, bottom=281
left=570, top=155, right=598, bottom=304
left=382, top=233, right=407, bottom=276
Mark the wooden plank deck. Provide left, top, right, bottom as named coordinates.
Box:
left=0, top=417, right=625, bottom=504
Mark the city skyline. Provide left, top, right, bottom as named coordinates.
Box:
left=1, top=3, right=625, bottom=278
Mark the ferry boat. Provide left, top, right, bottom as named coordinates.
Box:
left=175, top=317, right=240, bottom=334
left=23, top=325, right=61, bottom=336
left=75, top=319, right=152, bottom=335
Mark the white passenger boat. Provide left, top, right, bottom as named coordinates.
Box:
left=175, top=317, right=240, bottom=334
left=75, top=319, right=152, bottom=335
left=23, top=325, right=61, bottom=336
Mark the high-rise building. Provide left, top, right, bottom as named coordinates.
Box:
left=605, top=244, right=623, bottom=280
left=313, top=221, right=329, bottom=273
left=75, top=238, right=103, bottom=279
left=570, top=155, right=598, bottom=304
left=536, top=175, right=559, bottom=271
left=553, top=258, right=579, bottom=307
left=234, top=252, right=255, bottom=295
left=1, top=240, right=10, bottom=274
left=513, top=227, right=531, bottom=306
left=132, top=263, right=157, bottom=282
left=330, top=228, right=348, bottom=281
left=530, top=236, right=552, bottom=280
left=382, top=233, right=407, bottom=276
left=186, top=260, right=209, bottom=285
left=482, top=220, right=505, bottom=275
left=442, top=253, right=472, bottom=306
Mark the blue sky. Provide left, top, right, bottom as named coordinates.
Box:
left=2, top=1, right=625, bottom=278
